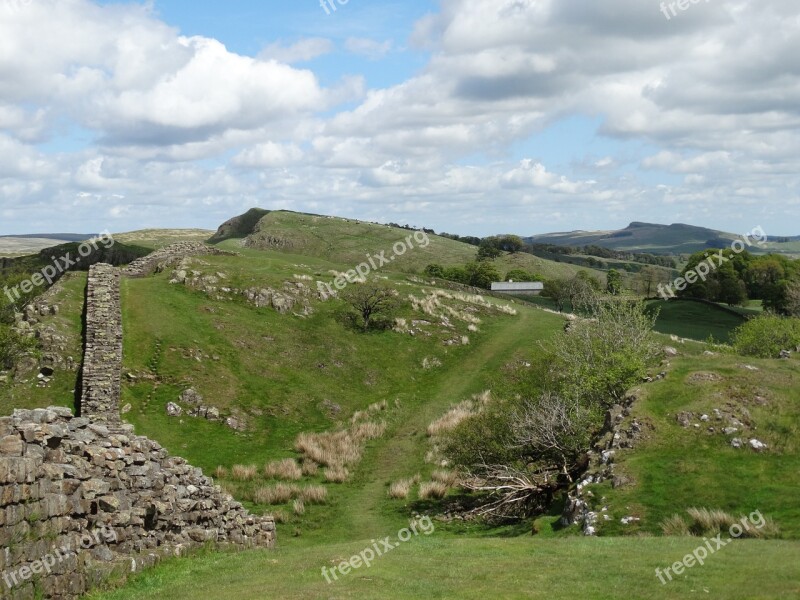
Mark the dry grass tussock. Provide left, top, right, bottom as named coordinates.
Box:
left=431, top=469, right=460, bottom=486
left=264, top=458, right=303, bottom=481
left=252, top=484, right=328, bottom=506
left=296, top=402, right=389, bottom=469
left=388, top=475, right=421, bottom=499
left=324, top=466, right=349, bottom=483
left=419, top=481, right=448, bottom=500
left=230, top=464, right=258, bottom=481
left=427, top=391, right=491, bottom=437
left=661, top=508, right=781, bottom=538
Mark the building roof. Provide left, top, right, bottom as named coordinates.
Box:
left=491, top=281, right=544, bottom=292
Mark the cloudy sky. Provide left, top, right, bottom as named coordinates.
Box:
left=0, top=0, right=798, bottom=237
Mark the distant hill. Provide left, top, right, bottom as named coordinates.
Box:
left=0, top=234, right=98, bottom=256
left=526, top=222, right=799, bottom=255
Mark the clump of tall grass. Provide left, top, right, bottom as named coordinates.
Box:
left=324, top=466, right=349, bottom=483
left=213, top=466, right=228, bottom=479
left=293, top=499, right=306, bottom=515
left=301, top=460, right=319, bottom=476
left=253, top=483, right=299, bottom=504
left=231, top=464, right=258, bottom=481
left=264, top=458, right=303, bottom=481
left=431, top=469, right=459, bottom=487
left=388, top=475, right=421, bottom=499
left=299, top=485, right=328, bottom=504
left=427, top=391, right=490, bottom=437
left=419, top=481, right=448, bottom=500
left=660, top=508, right=781, bottom=538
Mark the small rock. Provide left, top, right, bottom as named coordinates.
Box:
left=731, top=438, right=743, bottom=449
left=779, top=350, right=791, bottom=359
left=749, top=439, right=768, bottom=452
left=663, top=346, right=679, bottom=357
left=166, top=402, right=183, bottom=417
left=723, top=427, right=738, bottom=435
left=621, top=516, right=640, bottom=525
left=700, top=414, right=709, bottom=422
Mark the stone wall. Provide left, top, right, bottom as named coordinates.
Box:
left=122, top=242, right=232, bottom=278
left=79, top=265, right=122, bottom=421
left=1, top=260, right=275, bottom=599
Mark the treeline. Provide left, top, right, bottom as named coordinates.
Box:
left=676, top=249, right=800, bottom=314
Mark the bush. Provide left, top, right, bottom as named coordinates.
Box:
left=732, top=314, right=800, bottom=358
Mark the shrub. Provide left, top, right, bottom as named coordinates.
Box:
left=732, top=314, right=800, bottom=358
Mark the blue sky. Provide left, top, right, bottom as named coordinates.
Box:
left=1, top=0, right=798, bottom=236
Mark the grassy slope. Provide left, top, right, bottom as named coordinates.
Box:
left=646, top=300, right=746, bottom=343
left=0, top=272, right=86, bottom=414
left=237, top=211, right=603, bottom=282
left=113, top=229, right=214, bottom=250
left=596, top=352, right=800, bottom=538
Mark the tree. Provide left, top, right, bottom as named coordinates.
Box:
left=464, top=261, right=501, bottom=289
left=504, top=269, right=536, bottom=282
left=496, top=235, right=524, bottom=254
left=340, top=281, right=399, bottom=332
left=424, top=264, right=446, bottom=278
left=542, top=279, right=569, bottom=312
left=637, top=265, right=663, bottom=298
left=550, top=297, right=662, bottom=408
left=606, top=269, right=622, bottom=295
left=476, top=239, right=502, bottom=261
left=787, top=280, right=800, bottom=317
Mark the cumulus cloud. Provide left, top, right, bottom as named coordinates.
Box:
left=0, top=0, right=798, bottom=236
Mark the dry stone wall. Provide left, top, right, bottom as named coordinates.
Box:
left=1, top=261, right=275, bottom=599
left=122, top=242, right=233, bottom=278
left=79, top=264, right=122, bottom=421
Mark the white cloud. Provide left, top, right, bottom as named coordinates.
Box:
left=344, top=38, right=393, bottom=60
left=259, top=38, right=335, bottom=64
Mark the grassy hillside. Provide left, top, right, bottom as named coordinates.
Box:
left=225, top=210, right=604, bottom=282
left=113, top=229, right=214, bottom=249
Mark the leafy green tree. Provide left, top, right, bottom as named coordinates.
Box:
left=476, top=239, right=502, bottom=261
left=424, top=264, right=446, bottom=278
left=496, top=235, right=524, bottom=253
left=340, top=281, right=400, bottom=332
left=464, top=262, right=500, bottom=289
left=504, top=269, right=536, bottom=282
left=606, top=269, right=622, bottom=295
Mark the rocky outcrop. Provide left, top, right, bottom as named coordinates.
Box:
left=122, top=242, right=233, bottom=278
